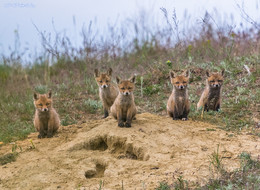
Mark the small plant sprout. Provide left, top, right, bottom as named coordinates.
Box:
left=11, top=142, right=22, bottom=153
left=208, top=144, right=226, bottom=177
left=29, top=139, right=36, bottom=149
left=166, top=60, right=172, bottom=68
left=99, top=180, right=104, bottom=190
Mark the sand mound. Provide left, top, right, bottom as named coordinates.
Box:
left=0, top=113, right=259, bottom=189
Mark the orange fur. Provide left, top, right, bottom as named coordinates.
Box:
left=33, top=91, right=60, bottom=138
left=167, top=70, right=190, bottom=120
left=94, top=68, right=118, bottom=118
left=197, top=69, right=225, bottom=111
left=110, top=76, right=137, bottom=127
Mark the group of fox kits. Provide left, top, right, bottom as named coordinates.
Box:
left=94, top=68, right=224, bottom=125
left=33, top=67, right=224, bottom=138
left=94, top=68, right=137, bottom=128
left=167, top=69, right=224, bottom=120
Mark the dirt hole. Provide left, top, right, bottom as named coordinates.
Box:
left=115, top=143, right=148, bottom=160
left=73, top=136, right=149, bottom=160
left=125, top=151, right=138, bottom=160
left=84, top=162, right=106, bottom=179
left=117, top=151, right=138, bottom=160
left=84, top=137, right=108, bottom=151
left=95, top=163, right=106, bottom=177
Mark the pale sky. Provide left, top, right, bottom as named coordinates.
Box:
left=0, top=0, right=259, bottom=59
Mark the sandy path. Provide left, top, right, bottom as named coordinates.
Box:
left=0, top=113, right=259, bottom=189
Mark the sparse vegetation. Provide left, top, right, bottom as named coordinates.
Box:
left=156, top=181, right=171, bottom=190
left=156, top=176, right=190, bottom=190
left=202, top=152, right=260, bottom=189
left=208, top=144, right=226, bottom=177
left=0, top=6, right=259, bottom=189
left=156, top=152, right=260, bottom=190
left=0, top=152, right=18, bottom=165
left=0, top=142, right=21, bottom=165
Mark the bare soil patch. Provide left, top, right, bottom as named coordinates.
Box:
left=0, top=113, right=259, bottom=189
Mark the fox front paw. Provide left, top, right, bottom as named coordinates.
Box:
left=125, top=122, right=131, bottom=128
left=181, top=118, right=188, bottom=121
left=38, top=133, right=46, bottom=139
left=47, top=133, right=53, bottom=138
left=103, top=113, right=109, bottom=118
left=118, top=122, right=124, bottom=128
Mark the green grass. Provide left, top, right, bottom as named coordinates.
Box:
left=0, top=89, right=35, bottom=143
left=156, top=176, right=189, bottom=190
left=0, top=142, right=22, bottom=165
left=156, top=181, right=171, bottom=190
left=0, top=152, right=18, bottom=165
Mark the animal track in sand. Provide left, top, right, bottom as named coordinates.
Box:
left=84, top=161, right=107, bottom=178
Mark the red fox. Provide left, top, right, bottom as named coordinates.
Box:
left=167, top=70, right=190, bottom=120
left=110, top=76, right=137, bottom=128
left=94, top=68, right=119, bottom=118
left=33, top=91, right=60, bottom=138
left=197, top=69, right=225, bottom=111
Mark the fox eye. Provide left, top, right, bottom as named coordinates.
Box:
left=128, top=87, right=132, bottom=90
left=121, top=87, right=125, bottom=90
left=99, top=81, right=102, bottom=83
left=218, top=80, right=222, bottom=82
left=175, top=82, right=180, bottom=84
left=183, top=81, right=187, bottom=84
left=106, top=80, right=109, bottom=82
left=38, top=103, right=43, bottom=106
left=210, top=80, right=214, bottom=83
left=46, top=103, right=50, bottom=106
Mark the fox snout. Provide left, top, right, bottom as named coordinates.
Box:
left=41, top=107, right=48, bottom=112
left=176, top=85, right=186, bottom=90
left=101, top=84, right=108, bottom=88
left=179, top=85, right=184, bottom=89
left=123, top=91, right=131, bottom=96
left=211, top=83, right=221, bottom=88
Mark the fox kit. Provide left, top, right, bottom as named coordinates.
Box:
left=33, top=91, right=60, bottom=138
left=197, top=69, right=225, bottom=111
left=110, top=76, right=137, bottom=128
left=94, top=68, right=119, bottom=118
left=167, top=70, right=190, bottom=120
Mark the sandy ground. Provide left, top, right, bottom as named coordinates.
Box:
left=0, top=113, right=259, bottom=189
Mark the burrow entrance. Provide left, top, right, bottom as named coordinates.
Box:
left=84, top=162, right=106, bottom=179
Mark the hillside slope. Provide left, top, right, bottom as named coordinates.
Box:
left=0, top=113, right=259, bottom=189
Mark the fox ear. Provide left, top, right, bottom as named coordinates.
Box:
left=183, top=70, right=189, bottom=77
left=129, top=75, right=136, bottom=83
left=116, top=76, right=121, bottom=84
left=33, top=92, right=38, bottom=100
left=107, top=68, right=112, bottom=76
left=48, top=91, right=52, bottom=98
left=221, top=69, right=225, bottom=76
left=169, top=71, right=175, bottom=79
left=94, top=69, right=99, bottom=77
left=206, top=70, right=210, bottom=77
